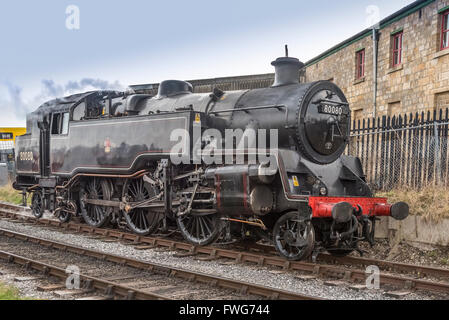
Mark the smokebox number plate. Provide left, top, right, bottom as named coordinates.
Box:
left=318, top=104, right=345, bottom=116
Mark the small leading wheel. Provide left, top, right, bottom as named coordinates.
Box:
left=122, top=178, right=163, bottom=236
left=31, top=190, right=44, bottom=219
left=79, top=178, right=112, bottom=228
left=57, top=201, right=75, bottom=223
left=273, top=212, right=315, bottom=261
left=177, top=212, right=222, bottom=246
left=58, top=210, right=72, bottom=223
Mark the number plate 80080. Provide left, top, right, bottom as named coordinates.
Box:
left=318, top=104, right=345, bottom=116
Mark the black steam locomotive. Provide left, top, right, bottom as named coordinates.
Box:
left=13, top=55, right=409, bottom=260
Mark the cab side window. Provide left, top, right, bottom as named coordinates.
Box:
left=51, top=112, right=70, bottom=135
left=72, top=102, right=86, bottom=121
left=51, top=113, right=61, bottom=134
left=61, top=113, right=69, bottom=134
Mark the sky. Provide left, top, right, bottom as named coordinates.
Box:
left=0, top=0, right=414, bottom=127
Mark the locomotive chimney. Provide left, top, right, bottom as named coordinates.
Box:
left=271, top=45, right=304, bottom=87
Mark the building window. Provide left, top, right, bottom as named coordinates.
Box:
left=392, top=32, right=403, bottom=67
left=435, top=91, right=449, bottom=113
left=442, top=10, right=449, bottom=51
left=388, top=101, right=401, bottom=116
left=353, top=109, right=364, bottom=123
left=356, top=49, right=365, bottom=80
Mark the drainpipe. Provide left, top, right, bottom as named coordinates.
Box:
left=372, top=28, right=379, bottom=118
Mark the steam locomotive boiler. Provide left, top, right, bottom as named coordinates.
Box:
left=13, top=54, right=409, bottom=260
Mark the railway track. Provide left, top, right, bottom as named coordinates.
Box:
left=0, top=227, right=318, bottom=300
left=1, top=202, right=449, bottom=296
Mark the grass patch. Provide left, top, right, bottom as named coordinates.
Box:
left=376, top=186, right=449, bottom=222
left=0, top=184, right=25, bottom=205
left=0, top=282, right=24, bottom=300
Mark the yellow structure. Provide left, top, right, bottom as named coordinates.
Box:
left=0, top=128, right=26, bottom=143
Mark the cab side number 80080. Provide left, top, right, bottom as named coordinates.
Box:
left=19, top=152, right=33, bottom=161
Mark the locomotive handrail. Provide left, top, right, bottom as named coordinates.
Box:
left=208, top=104, right=295, bottom=129
left=208, top=104, right=286, bottom=115
left=312, top=99, right=349, bottom=106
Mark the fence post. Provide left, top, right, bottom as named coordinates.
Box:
left=434, top=121, right=441, bottom=185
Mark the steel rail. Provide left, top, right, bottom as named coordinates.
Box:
left=1, top=203, right=449, bottom=294
left=233, top=241, right=449, bottom=281
left=316, top=253, right=449, bottom=280
left=0, top=227, right=319, bottom=300
left=0, top=250, right=169, bottom=300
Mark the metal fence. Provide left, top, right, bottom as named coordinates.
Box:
left=0, top=141, right=15, bottom=182
left=0, top=141, right=13, bottom=150
left=347, top=109, right=449, bottom=191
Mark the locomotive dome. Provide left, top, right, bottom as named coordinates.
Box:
left=157, top=80, right=193, bottom=98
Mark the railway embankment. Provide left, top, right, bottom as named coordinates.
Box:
left=376, top=215, right=449, bottom=247
left=376, top=187, right=449, bottom=247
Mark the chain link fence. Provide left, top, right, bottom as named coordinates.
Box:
left=346, top=110, right=449, bottom=192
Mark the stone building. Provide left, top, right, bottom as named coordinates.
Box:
left=305, top=0, right=449, bottom=122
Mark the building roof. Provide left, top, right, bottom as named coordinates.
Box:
left=305, top=0, right=436, bottom=67
left=129, top=73, right=275, bottom=93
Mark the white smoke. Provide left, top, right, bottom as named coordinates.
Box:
left=0, top=78, right=125, bottom=126
left=41, top=78, right=124, bottom=97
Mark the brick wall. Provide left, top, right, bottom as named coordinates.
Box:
left=305, top=0, right=449, bottom=120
